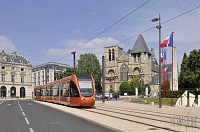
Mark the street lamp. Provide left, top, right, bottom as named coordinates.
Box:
left=71, top=52, right=76, bottom=74
left=151, top=14, right=162, bottom=108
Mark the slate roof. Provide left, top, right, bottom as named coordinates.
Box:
left=0, top=50, right=30, bottom=64
left=127, top=49, right=132, bottom=54
left=118, top=51, right=129, bottom=61
left=130, top=34, right=151, bottom=54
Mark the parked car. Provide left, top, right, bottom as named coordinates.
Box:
left=138, top=95, right=144, bottom=98
left=105, top=93, right=113, bottom=99
left=95, top=94, right=101, bottom=100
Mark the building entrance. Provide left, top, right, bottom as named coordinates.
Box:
left=1, top=86, right=6, bottom=97
left=20, top=87, right=25, bottom=98
left=11, top=87, right=16, bottom=97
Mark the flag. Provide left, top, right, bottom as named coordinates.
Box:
left=138, top=77, right=142, bottom=82
left=161, top=48, right=166, bottom=64
left=161, top=66, right=169, bottom=74
left=161, top=33, right=173, bottom=48
left=164, top=49, right=167, bottom=60
left=161, top=48, right=164, bottom=64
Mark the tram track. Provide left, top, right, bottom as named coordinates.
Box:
left=95, top=104, right=200, bottom=120
left=95, top=104, right=200, bottom=124
left=80, top=104, right=200, bottom=131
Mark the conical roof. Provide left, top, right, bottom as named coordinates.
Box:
left=130, top=34, right=151, bottom=54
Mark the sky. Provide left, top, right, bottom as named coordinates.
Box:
left=0, top=0, right=199, bottom=70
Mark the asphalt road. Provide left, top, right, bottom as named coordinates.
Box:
left=0, top=100, right=116, bottom=132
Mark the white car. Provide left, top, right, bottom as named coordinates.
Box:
left=105, top=93, right=113, bottom=99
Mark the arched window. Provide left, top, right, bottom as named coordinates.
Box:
left=120, top=64, right=128, bottom=81
left=109, top=49, right=111, bottom=61
left=133, top=67, right=140, bottom=76
left=112, top=49, right=115, bottom=61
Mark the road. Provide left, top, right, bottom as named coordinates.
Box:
left=0, top=100, right=116, bottom=132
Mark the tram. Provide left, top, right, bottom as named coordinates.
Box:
left=34, top=74, right=96, bottom=107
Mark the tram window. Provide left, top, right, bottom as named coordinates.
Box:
left=70, top=81, right=79, bottom=97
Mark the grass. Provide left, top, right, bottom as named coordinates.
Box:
left=131, top=97, right=179, bottom=106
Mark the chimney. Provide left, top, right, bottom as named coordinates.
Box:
left=13, top=51, right=17, bottom=57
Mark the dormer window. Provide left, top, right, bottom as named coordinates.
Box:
left=11, top=59, right=14, bottom=62
left=20, top=60, right=23, bottom=63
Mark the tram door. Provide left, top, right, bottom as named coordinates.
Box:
left=1, top=86, right=6, bottom=97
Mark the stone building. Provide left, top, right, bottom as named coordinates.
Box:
left=103, top=34, right=159, bottom=93
left=32, top=62, right=71, bottom=88
left=0, top=50, right=32, bottom=98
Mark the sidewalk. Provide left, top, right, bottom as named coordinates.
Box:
left=35, top=100, right=200, bottom=132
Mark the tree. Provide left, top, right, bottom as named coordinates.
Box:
left=119, top=81, right=130, bottom=94
left=178, top=49, right=200, bottom=89
left=77, top=53, right=102, bottom=93
left=182, top=52, right=187, bottom=61
left=58, top=67, right=80, bottom=79
left=129, top=77, right=143, bottom=95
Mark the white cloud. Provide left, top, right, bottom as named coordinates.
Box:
left=0, top=36, right=15, bottom=53
left=46, top=49, right=68, bottom=58
left=46, top=37, right=121, bottom=64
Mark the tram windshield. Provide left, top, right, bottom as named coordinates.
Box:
left=78, top=80, right=94, bottom=97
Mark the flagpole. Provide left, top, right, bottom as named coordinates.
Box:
left=163, top=49, right=165, bottom=98
left=171, top=32, right=174, bottom=107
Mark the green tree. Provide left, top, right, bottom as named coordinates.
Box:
left=119, top=81, right=130, bottom=94
left=58, top=67, right=80, bottom=79
left=178, top=49, right=200, bottom=89
left=129, top=77, right=143, bottom=95
left=77, top=53, right=102, bottom=93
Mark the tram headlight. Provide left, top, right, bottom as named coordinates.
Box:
left=81, top=98, right=83, bottom=100
left=93, top=98, right=95, bottom=100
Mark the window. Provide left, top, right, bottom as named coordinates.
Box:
left=138, top=54, right=141, bottom=62
left=112, top=49, right=115, bottom=61
left=21, top=68, right=24, bottom=71
left=11, top=75, right=15, bottom=82
left=2, top=74, right=5, bottom=82
left=2, top=66, right=5, bottom=69
left=109, top=49, right=111, bottom=61
left=120, top=64, right=128, bottom=81
left=70, top=81, right=79, bottom=97
left=21, top=76, right=24, bottom=83
left=134, top=55, right=136, bottom=62
left=20, top=60, right=23, bottom=63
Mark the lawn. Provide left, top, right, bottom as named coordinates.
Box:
left=131, top=97, right=179, bottom=106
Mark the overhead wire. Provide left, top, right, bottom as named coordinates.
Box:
left=56, top=0, right=151, bottom=62
left=94, top=5, right=200, bottom=55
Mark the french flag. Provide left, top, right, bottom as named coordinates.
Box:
left=161, top=66, right=169, bottom=74
left=161, top=33, right=173, bottom=48
left=138, top=77, right=142, bottom=82
left=161, top=48, right=166, bottom=64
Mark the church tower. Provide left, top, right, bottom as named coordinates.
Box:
left=128, top=34, right=152, bottom=84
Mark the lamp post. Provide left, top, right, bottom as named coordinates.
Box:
left=151, top=14, right=162, bottom=108
left=71, top=52, right=76, bottom=74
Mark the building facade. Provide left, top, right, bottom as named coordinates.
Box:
left=0, top=50, right=32, bottom=98
left=103, top=34, right=159, bottom=93
left=32, top=62, right=71, bottom=88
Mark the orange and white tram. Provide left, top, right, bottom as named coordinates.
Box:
left=34, top=74, right=96, bottom=107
